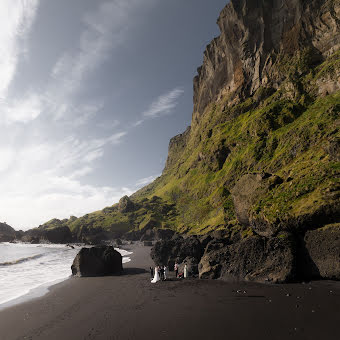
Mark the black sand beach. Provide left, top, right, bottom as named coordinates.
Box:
left=0, top=243, right=339, bottom=340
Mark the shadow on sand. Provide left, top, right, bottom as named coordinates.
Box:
left=123, top=268, right=147, bottom=275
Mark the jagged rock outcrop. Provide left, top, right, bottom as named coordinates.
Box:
left=193, top=0, right=340, bottom=118
left=71, top=246, right=123, bottom=277
left=164, top=126, right=191, bottom=173
left=118, top=196, right=135, bottom=213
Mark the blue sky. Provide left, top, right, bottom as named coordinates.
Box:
left=0, top=0, right=227, bottom=229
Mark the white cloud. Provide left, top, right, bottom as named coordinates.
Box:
left=0, top=1, right=158, bottom=230
left=143, top=88, right=184, bottom=118
left=0, top=94, right=43, bottom=125
left=0, top=131, right=128, bottom=230
left=134, top=87, right=184, bottom=126
left=0, top=0, right=40, bottom=121
left=48, top=0, right=150, bottom=124
left=135, top=174, right=160, bottom=187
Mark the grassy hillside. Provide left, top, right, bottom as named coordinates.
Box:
left=31, top=49, right=339, bottom=242
left=133, top=50, right=340, bottom=235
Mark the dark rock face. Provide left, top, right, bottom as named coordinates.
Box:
left=151, top=235, right=204, bottom=268
left=178, top=257, right=199, bottom=277
left=193, top=0, right=340, bottom=116
left=0, top=223, right=16, bottom=242
left=118, top=196, right=135, bottom=213
left=154, top=228, right=175, bottom=241
left=71, top=246, right=123, bottom=277
left=304, top=224, right=340, bottom=280
left=21, top=226, right=73, bottom=244
left=199, top=233, right=297, bottom=283
left=164, top=126, right=191, bottom=174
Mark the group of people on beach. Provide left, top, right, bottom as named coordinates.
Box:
left=150, top=262, right=188, bottom=283
left=150, top=265, right=167, bottom=283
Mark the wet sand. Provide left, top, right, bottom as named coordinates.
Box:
left=0, top=243, right=339, bottom=340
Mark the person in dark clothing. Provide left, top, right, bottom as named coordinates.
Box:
left=160, top=266, right=165, bottom=281
left=150, top=267, right=154, bottom=279
left=174, top=262, right=179, bottom=278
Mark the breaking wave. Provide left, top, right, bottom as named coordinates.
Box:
left=0, top=254, right=44, bottom=266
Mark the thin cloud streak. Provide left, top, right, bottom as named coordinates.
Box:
left=143, top=88, right=184, bottom=118
left=0, top=0, right=39, bottom=99
left=0, top=0, right=40, bottom=122
left=134, top=87, right=184, bottom=127
left=135, top=174, right=160, bottom=187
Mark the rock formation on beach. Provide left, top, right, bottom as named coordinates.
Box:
left=13, top=0, right=340, bottom=282
left=71, top=246, right=123, bottom=277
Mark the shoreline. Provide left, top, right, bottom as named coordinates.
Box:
left=0, top=242, right=339, bottom=339
left=0, top=242, right=132, bottom=311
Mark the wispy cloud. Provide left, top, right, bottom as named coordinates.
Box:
left=134, top=87, right=184, bottom=126
left=0, top=0, right=39, bottom=98
left=0, top=0, right=159, bottom=229
left=135, top=174, right=160, bottom=187
left=0, top=130, right=128, bottom=229
left=0, top=94, right=43, bottom=125
left=0, top=0, right=40, bottom=122
left=48, top=0, right=150, bottom=123
left=143, top=88, right=184, bottom=118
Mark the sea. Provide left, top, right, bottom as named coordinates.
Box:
left=0, top=242, right=132, bottom=309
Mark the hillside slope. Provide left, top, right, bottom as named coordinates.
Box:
left=20, top=0, right=339, bottom=271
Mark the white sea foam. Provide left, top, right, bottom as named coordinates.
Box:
left=0, top=243, right=132, bottom=308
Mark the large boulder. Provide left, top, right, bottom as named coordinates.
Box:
left=199, top=233, right=297, bottom=283
left=71, top=246, right=123, bottom=277
left=303, top=224, right=340, bottom=280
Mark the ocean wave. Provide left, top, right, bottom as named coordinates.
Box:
left=0, top=254, right=44, bottom=266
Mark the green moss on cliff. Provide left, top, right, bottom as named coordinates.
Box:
left=132, top=50, right=339, bottom=234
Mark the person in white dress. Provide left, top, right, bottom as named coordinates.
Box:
left=164, top=266, right=167, bottom=280
left=184, top=264, right=188, bottom=278
left=151, top=266, right=160, bottom=283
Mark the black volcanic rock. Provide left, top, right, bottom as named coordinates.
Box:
left=22, top=225, right=73, bottom=244
left=0, top=222, right=16, bottom=242
left=303, top=224, right=340, bottom=280
left=151, top=235, right=204, bottom=268
left=71, top=246, right=123, bottom=277
left=199, top=233, right=297, bottom=283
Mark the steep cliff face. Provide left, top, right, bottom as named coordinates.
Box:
left=17, top=0, right=340, bottom=282
left=144, top=0, right=339, bottom=232
left=193, top=0, right=340, bottom=118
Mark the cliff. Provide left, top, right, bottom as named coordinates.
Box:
left=193, top=0, right=340, bottom=117
left=15, top=0, right=340, bottom=282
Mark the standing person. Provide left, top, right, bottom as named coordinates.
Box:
left=150, top=266, right=154, bottom=279
left=184, top=264, right=188, bottom=278
left=160, top=266, right=165, bottom=281
left=151, top=266, right=160, bottom=283
left=164, top=265, right=167, bottom=280
left=174, top=262, right=179, bottom=278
